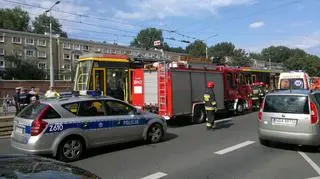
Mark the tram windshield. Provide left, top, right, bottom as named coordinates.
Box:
left=74, top=60, right=93, bottom=91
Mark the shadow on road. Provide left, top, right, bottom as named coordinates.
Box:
left=265, top=142, right=320, bottom=153
left=167, top=111, right=244, bottom=128
left=80, top=132, right=178, bottom=160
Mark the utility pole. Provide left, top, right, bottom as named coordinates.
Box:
left=206, top=47, right=208, bottom=58
left=45, top=1, right=60, bottom=87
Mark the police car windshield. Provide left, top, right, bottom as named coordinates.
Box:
left=17, top=102, right=47, bottom=119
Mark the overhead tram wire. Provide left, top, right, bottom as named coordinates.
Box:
left=0, top=0, right=146, bottom=30
left=2, top=0, right=196, bottom=46
left=168, top=0, right=309, bottom=41
left=203, top=0, right=309, bottom=40
left=1, top=0, right=194, bottom=39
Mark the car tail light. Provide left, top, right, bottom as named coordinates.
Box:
left=31, top=105, right=50, bottom=136
left=258, top=101, right=264, bottom=122
left=310, top=102, right=318, bottom=124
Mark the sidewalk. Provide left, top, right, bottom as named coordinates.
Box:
left=0, top=106, right=16, bottom=117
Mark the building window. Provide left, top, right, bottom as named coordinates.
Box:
left=63, top=42, right=71, bottom=49
left=95, top=48, right=101, bottom=53
left=25, top=38, right=34, bottom=45
left=12, top=37, right=22, bottom=44
left=38, top=62, right=46, bottom=69
left=104, top=49, right=111, bottom=53
left=82, top=45, right=89, bottom=51
left=64, top=53, right=71, bottom=60
left=73, top=44, right=80, bottom=50
left=0, top=33, right=4, bottom=42
left=0, top=60, right=4, bottom=67
left=38, top=39, right=47, bottom=46
left=64, top=75, right=71, bottom=81
left=38, top=51, right=47, bottom=59
left=111, top=49, right=116, bottom=54
left=64, top=64, right=71, bottom=70
left=74, top=54, right=80, bottom=60
left=0, top=47, right=4, bottom=55
left=25, top=50, right=35, bottom=57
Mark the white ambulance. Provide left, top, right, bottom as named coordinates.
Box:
left=278, top=71, right=310, bottom=90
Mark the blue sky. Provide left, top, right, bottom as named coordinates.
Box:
left=1, top=0, right=319, bottom=55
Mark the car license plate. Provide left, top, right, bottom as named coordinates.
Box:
left=272, top=118, right=297, bottom=126
left=15, top=126, right=24, bottom=134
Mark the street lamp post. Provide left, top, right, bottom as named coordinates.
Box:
left=45, top=1, right=60, bottom=87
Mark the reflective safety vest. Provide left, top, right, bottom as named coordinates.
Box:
left=203, top=88, right=217, bottom=111
left=45, top=90, right=60, bottom=98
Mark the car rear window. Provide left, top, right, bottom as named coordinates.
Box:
left=263, top=95, right=309, bottom=114
left=17, top=102, right=47, bottom=119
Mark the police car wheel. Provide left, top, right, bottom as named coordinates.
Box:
left=147, top=124, right=164, bottom=144
left=58, top=137, right=84, bottom=162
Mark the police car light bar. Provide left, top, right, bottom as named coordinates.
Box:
left=86, top=90, right=102, bottom=97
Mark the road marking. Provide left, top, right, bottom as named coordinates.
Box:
left=215, top=118, right=232, bottom=123
left=214, top=140, right=255, bottom=155
left=298, top=152, right=320, bottom=175
left=141, top=172, right=168, bottom=179
left=305, top=177, right=320, bottom=179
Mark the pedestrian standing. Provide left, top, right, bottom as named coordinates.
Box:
left=45, top=86, right=60, bottom=98
left=203, top=81, right=218, bottom=129
left=2, top=94, right=9, bottom=116
left=14, top=87, right=21, bottom=115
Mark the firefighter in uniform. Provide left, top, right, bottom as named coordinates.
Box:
left=203, top=81, right=217, bottom=128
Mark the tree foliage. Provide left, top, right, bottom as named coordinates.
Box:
left=0, top=7, right=30, bottom=31
left=260, top=46, right=291, bottom=63
left=131, top=28, right=164, bottom=50
left=3, top=56, right=47, bottom=80
left=208, top=42, right=252, bottom=66
left=32, top=14, right=68, bottom=38
left=186, top=40, right=207, bottom=57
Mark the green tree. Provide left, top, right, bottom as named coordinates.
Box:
left=0, top=7, right=30, bottom=31
left=186, top=40, right=207, bottom=57
left=3, top=56, right=47, bottom=80
left=260, top=46, right=291, bottom=63
left=32, top=13, right=68, bottom=38
left=208, top=42, right=235, bottom=64
left=131, top=28, right=164, bottom=50
left=230, top=49, right=252, bottom=67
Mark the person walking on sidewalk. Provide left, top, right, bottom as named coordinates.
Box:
left=203, top=81, right=218, bottom=129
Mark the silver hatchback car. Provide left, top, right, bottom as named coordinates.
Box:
left=258, top=90, right=320, bottom=146
left=11, top=96, right=167, bottom=162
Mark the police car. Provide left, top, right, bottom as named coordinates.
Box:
left=11, top=94, right=167, bottom=162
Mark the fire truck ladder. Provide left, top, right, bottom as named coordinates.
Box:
left=158, top=61, right=168, bottom=114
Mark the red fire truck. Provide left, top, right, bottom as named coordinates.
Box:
left=74, top=54, right=253, bottom=123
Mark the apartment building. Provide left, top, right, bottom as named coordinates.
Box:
left=0, top=29, right=184, bottom=81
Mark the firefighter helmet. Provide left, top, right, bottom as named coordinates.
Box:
left=207, top=81, right=215, bottom=88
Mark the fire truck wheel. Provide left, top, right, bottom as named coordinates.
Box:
left=147, top=123, right=164, bottom=144
left=193, top=105, right=206, bottom=124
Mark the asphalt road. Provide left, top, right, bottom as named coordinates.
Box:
left=1, top=112, right=320, bottom=179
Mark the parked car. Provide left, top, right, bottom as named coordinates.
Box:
left=258, top=90, right=320, bottom=146
left=11, top=95, right=167, bottom=162
left=0, top=154, right=101, bottom=178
